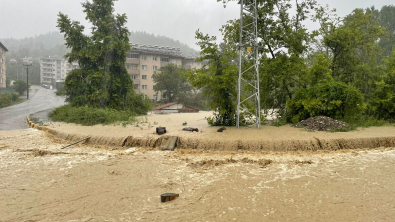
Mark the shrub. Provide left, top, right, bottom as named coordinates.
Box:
left=11, top=93, right=19, bottom=101
left=13, top=79, right=28, bottom=96
left=286, top=81, right=365, bottom=123
left=0, top=93, right=12, bottom=108
left=49, top=105, right=137, bottom=126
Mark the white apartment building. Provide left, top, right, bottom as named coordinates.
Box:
left=40, top=56, right=79, bottom=85
left=127, top=43, right=202, bottom=100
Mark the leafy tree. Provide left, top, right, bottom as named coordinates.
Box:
left=325, top=9, right=385, bottom=90
left=152, top=63, right=189, bottom=102
left=184, top=31, right=238, bottom=126
left=13, top=79, right=28, bottom=95
left=220, top=0, right=317, bottom=115
left=286, top=81, right=365, bottom=123
left=366, top=5, right=395, bottom=59
left=369, top=49, right=395, bottom=120
left=57, top=0, right=150, bottom=113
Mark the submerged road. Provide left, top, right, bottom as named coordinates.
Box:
left=0, top=86, right=66, bottom=131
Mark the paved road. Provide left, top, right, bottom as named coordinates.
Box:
left=0, top=85, right=66, bottom=131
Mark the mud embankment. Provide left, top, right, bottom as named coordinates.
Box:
left=36, top=126, right=395, bottom=152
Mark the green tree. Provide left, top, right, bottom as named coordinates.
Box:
left=57, top=0, right=148, bottom=112
left=366, top=5, right=395, bottom=59
left=322, top=9, right=386, bottom=100
left=219, top=0, right=317, bottom=115
left=183, top=31, right=238, bottom=126
left=286, top=81, right=365, bottom=123
left=369, top=49, right=395, bottom=120
left=152, top=63, right=189, bottom=102
left=13, top=79, right=28, bottom=95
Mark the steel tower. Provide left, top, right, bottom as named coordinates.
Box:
left=236, top=0, right=261, bottom=129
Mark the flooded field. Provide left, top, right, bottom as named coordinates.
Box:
left=1, top=129, right=395, bottom=221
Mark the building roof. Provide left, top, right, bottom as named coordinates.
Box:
left=0, top=42, right=9, bottom=52
left=153, top=102, right=178, bottom=110
left=129, top=43, right=199, bottom=59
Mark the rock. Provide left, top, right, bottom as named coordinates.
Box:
left=182, top=127, right=199, bottom=132
left=217, top=127, right=226, bottom=132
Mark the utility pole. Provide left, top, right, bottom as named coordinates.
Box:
left=22, top=58, right=32, bottom=100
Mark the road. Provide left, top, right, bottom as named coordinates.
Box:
left=0, top=85, right=66, bottom=131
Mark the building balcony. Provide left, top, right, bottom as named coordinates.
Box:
left=126, top=58, right=140, bottom=64
left=127, top=69, right=140, bottom=75
left=132, top=79, right=140, bottom=84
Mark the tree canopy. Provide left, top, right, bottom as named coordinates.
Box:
left=152, top=63, right=190, bottom=103
left=57, top=0, right=150, bottom=113
left=194, top=1, right=395, bottom=126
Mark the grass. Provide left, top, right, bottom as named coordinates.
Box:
left=0, top=98, right=26, bottom=109
left=346, top=116, right=390, bottom=130
left=49, top=104, right=137, bottom=126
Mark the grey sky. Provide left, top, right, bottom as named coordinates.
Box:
left=0, top=0, right=392, bottom=50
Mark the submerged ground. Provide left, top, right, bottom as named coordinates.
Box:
left=1, top=128, right=395, bottom=221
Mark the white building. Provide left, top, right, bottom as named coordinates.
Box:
left=40, top=56, right=79, bottom=86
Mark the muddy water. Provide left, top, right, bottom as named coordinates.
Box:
left=1, top=129, right=395, bottom=221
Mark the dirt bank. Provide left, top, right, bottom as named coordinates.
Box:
left=42, top=112, right=395, bottom=151
left=1, top=129, right=395, bottom=221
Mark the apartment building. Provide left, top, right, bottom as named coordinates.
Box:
left=40, top=56, right=79, bottom=86
left=0, top=42, right=9, bottom=88
left=127, top=43, right=202, bottom=100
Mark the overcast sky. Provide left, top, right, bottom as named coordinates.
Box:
left=0, top=0, right=392, bottom=49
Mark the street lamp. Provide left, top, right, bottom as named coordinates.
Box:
left=22, top=57, right=32, bottom=100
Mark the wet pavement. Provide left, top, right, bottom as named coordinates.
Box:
left=0, top=85, right=66, bottom=131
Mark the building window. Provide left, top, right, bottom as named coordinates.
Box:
left=127, top=53, right=139, bottom=59
left=161, top=57, right=169, bottom=62
left=126, top=53, right=139, bottom=59
left=153, top=66, right=158, bottom=71
left=134, top=84, right=139, bottom=89
left=0, top=79, right=2, bottom=84
left=127, top=64, right=138, bottom=70
left=142, top=85, right=147, bottom=90
left=153, top=95, right=157, bottom=100
left=153, top=56, right=157, bottom=61
left=142, top=75, right=147, bottom=79
left=141, top=55, right=146, bottom=60
left=142, top=65, right=147, bottom=70
left=171, top=59, right=177, bottom=64
left=131, top=75, right=137, bottom=79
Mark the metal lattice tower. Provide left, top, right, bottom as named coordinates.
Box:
left=236, top=0, right=261, bottom=129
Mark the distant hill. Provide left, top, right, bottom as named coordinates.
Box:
left=0, top=31, right=69, bottom=59
left=0, top=31, right=198, bottom=59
